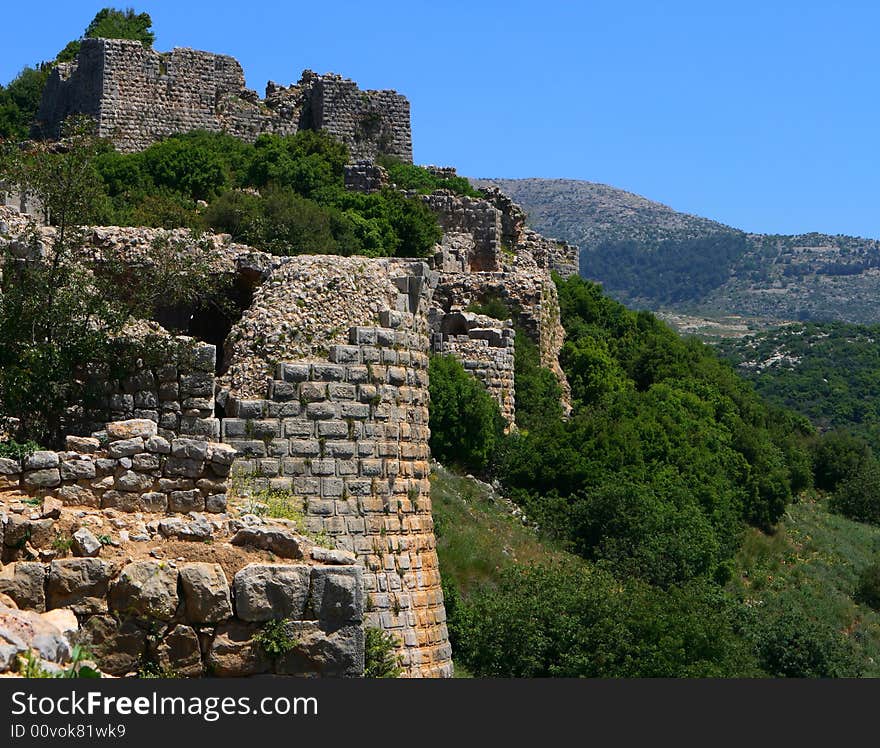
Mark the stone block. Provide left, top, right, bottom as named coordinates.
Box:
left=78, top=615, right=146, bottom=677
left=139, top=492, right=168, bottom=513
left=180, top=563, right=232, bottom=624
left=171, top=437, right=209, bottom=461
left=273, top=621, right=364, bottom=677
left=110, top=561, right=179, bottom=621
left=64, top=436, right=101, bottom=453
left=230, top=527, right=304, bottom=559
left=153, top=624, right=203, bottom=677
left=276, top=363, right=310, bottom=383
left=306, top=402, right=338, bottom=420
left=60, top=458, right=96, bottom=481
left=233, top=564, right=311, bottom=622
left=47, top=559, right=112, bottom=615
left=0, top=562, right=46, bottom=611
left=169, top=489, right=205, bottom=513
left=107, top=438, right=144, bottom=458
left=329, top=345, right=361, bottom=364
left=25, top=452, right=58, bottom=472
left=164, top=457, right=204, bottom=478
left=23, top=468, right=61, bottom=489
left=114, top=470, right=155, bottom=493
left=208, top=621, right=270, bottom=677
left=106, top=419, right=157, bottom=440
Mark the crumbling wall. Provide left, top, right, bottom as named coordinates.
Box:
left=75, top=340, right=220, bottom=440
left=436, top=312, right=516, bottom=427
left=422, top=191, right=502, bottom=273
left=419, top=182, right=574, bottom=414
left=344, top=162, right=389, bottom=193
left=35, top=38, right=413, bottom=162
left=0, top=419, right=233, bottom=519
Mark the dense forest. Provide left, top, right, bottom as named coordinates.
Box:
left=585, top=231, right=751, bottom=305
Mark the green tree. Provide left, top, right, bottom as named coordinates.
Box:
left=830, top=459, right=880, bottom=525
left=813, top=429, right=873, bottom=492
left=57, top=8, right=155, bottom=63
left=428, top=355, right=505, bottom=472
left=450, top=562, right=757, bottom=677
left=0, top=117, right=224, bottom=445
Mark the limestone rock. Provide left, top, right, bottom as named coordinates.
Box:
left=0, top=562, right=46, bottom=611
left=65, top=436, right=101, bottom=453
left=23, top=468, right=61, bottom=489
left=179, top=563, right=232, bottom=624
left=207, top=621, right=270, bottom=677
left=39, top=497, right=63, bottom=520
left=230, top=526, right=305, bottom=559
left=106, top=419, right=158, bottom=440
left=308, top=566, right=363, bottom=624
left=47, top=559, right=112, bottom=615
left=152, top=624, right=203, bottom=677
left=274, top=621, right=364, bottom=677
left=310, top=547, right=357, bottom=565
left=233, top=563, right=310, bottom=622
left=0, top=607, right=71, bottom=666
left=110, top=561, right=179, bottom=620
left=77, top=615, right=146, bottom=677
left=72, top=528, right=102, bottom=558
left=157, top=517, right=212, bottom=541
left=24, top=451, right=59, bottom=470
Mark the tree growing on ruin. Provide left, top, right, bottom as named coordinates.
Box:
left=0, top=117, right=227, bottom=445
left=57, top=8, right=156, bottom=63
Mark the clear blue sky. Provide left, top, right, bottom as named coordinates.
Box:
left=1, top=1, right=877, bottom=238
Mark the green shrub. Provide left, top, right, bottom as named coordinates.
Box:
left=855, top=560, right=880, bottom=610
left=830, top=459, right=880, bottom=525
left=377, top=157, right=482, bottom=198
left=813, top=429, right=873, bottom=492
left=466, top=294, right=511, bottom=320
left=752, top=607, right=861, bottom=677
left=254, top=619, right=297, bottom=659
left=364, top=627, right=402, bottom=678
left=450, top=562, right=756, bottom=677
left=0, top=439, right=40, bottom=461
left=570, top=477, right=721, bottom=587
left=428, top=355, right=505, bottom=472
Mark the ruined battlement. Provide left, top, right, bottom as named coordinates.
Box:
left=34, top=38, right=413, bottom=162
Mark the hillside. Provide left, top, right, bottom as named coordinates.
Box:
left=719, top=321, right=880, bottom=449
left=474, top=177, right=880, bottom=325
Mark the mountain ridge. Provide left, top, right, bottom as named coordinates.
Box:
left=472, top=177, right=880, bottom=325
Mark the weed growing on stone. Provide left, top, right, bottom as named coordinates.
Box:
left=254, top=618, right=297, bottom=659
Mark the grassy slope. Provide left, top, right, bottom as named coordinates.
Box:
left=430, top=464, right=580, bottom=597
left=731, top=493, right=880, bottom=675
left=431, top=464, right=585, bottom=677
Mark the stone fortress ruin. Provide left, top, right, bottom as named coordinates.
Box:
left=0, top=38, right=579, bottom=678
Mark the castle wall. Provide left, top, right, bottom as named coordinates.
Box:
left=421, top=191, right=502, bottom=272
left=35, top=39, right=413, bottom=162
left=73, top=340, right=220, bottom=441
left=435, top=313, right=516, bottom=427
left=218, top=257, right=451, bottom=677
